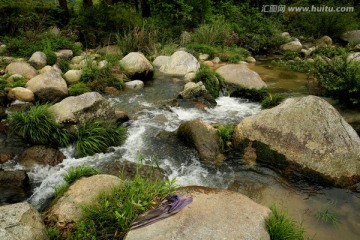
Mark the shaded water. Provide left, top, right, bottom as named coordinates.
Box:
left=1, top=67, right=359, bottom=239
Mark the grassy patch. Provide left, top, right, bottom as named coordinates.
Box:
left=315, top=201, right=340, bottom=225
left=261, top=94, right=285, bottom=109
left=75, top=121, right=127, bottom=158
left=64, top=166, right=100, bottom=185
left=0, top=75, right=26, bottom=94
left=68, top=82, right=90, bottom=96
left=217, top=125, right=234, bottom=152
left=219, top=46, right=250, bottom=63
left=228, top=87, right=268, bottom=102
left=186, top=43, right=218, bottom=58
left=193, top=64, right=222, bottom=98
left=267, top=205, right=305, bottom=240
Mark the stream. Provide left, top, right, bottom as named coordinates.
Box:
left=1, top=63, right=360, bottom=240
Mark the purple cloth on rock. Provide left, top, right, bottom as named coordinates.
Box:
left=130, top=194, right=192, bottom=230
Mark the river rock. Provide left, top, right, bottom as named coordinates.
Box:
left=71, top=56, right=83, bottom=64
left=19, top=145, right=65, bottom=169
left=7, top=87, right=35, bottom=102
left=25, top=70, right=68, bottom=103
left=7, top=73, right=24, bottom=82
left=125, top=186, right=270, bottom=240
left=347, top=52, right=360, bottom=62
left=98, top=60, right=108, bottom=69
left=341, top=30, right=360, bottom=44
left=246, top=56, right=256, bottom=63
left=125, top=80, right=144, bottom=90
left=177, top=120, right=224, bottom=163
left=316, top=35, right=332, bottom=47
left=0, top=152, right=14, bottom=164
left=29, top=51, right=47, bottom=70
left=203, top=60, right=214, bottom=67
left=47, top=174, right=123, bottom=228
left=215, top=64, right=267, bottom=90
left=212, top=57, right=220, bottom=64
left=280, top=40, right=303, bottom=52
left=0, top=202, right=49, bottom=240
left=115, top=110, right=130, bottom=123
left=39, top=65, right=55, bottom=74
left=159, top=51, right=200, bottom=76
left=233, top=96, right=360, bottom=187
left=98, top=45, right=122, bottom=55
left=179, top=81, right=216, bottom=108
left=55, top=49, right=73, bottom=59
left=49, top=92, right=117, bottom=124
left=119, top=52, right=154, bottom=80
left=153, top=56, right=170, bottom=68
left=184, top=72, right=196, bottom=82
left=64, top=69, right=82, bottom=84
left=5, top=62, right=37, bottom=80
left=0, top=169, right=29, bottom=188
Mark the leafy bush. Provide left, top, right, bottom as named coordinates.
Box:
left=229, top=87, right=269, bottom=102
left=312, top=46, right=347, bottom=59
left=81, top=65, right=123, bottom=93
left=64, top=166, right=99, bottom=185
left=44, top=49, right=57, bottom=65
left=68, top=82, right=90, bottom=96
left=193, top=64, right=222, bottom=98
left=0, top=76, right=26, bottom=94
left=7, top=104, right=71, bottom=147
left=283, top=51, right=301, bottom=61
left=217, top=125, right=234, bottom=152
left=75, top=121, right=127, bottom=158
left=159, top=43, right=179, bottom=55
left=261, top=94, right=285, bottom=109
left=266, top=205, right=305, bottom=240
left=220, top=46, right=250, bottom=63
left=186, top=43, right=218, bottom=58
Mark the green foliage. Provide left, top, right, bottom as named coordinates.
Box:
left=261, top=94, right=285, bottom=109
left=68, top=82, right=90, bottom=96
left=283, top=51, right=301, bottom=61
left=273, top=59, right=315, bottom=73
left=312, top=46, right=348, bottom=59
left=159, top=43, right=179, bottom=55
left=58, top=59, right=71, bottom=73
left=64, top=166, right=99, bottom=185
left=191, top=19, right=235, bottom=46
left=193, top=64, right=221, bottom=98
left=217, top=125, right=234, bottom=152
left=7, top=104, right=71, bottom=147
left=47, top=227, right=62, bottom=240
left=81, top=64, right=123, bottom=92
left=229, top=87, right=268, bottom=102
left=75, top=121, right=127, bottom=158
left=315, top=201, right=340, bottom=225
left=66, top=172, right=176, bottom=239
left=0, top=75, right=26, bottom=94
left=187, top=43, right=218, bottom=58
left=220, top=46, right=250, bottom=63
left=267, top=205, right=305, bottom=240
left=44, top=49, right=57, bottom=65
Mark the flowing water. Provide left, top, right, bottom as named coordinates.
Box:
left=1, top=65, right=359, bottom=239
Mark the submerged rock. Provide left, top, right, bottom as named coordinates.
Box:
left=125, top=186, right=270, bottom=240
left=233, top=95, right=360, bottom=187
left=0, top=202, right=49, bottom=240
left=159, top=51, right=200, bottom=76
left=119, top=52, right=154, bottom=80
left=177, top=119, right=224, bottom=164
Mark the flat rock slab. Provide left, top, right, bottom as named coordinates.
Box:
left=125, top=186, right=270, bottom=240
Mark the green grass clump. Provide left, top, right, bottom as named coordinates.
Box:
left=283, top=51, right=301, bottom=61
left=220, top=46, right=250, bottom=63
left=0, top=75, right=26, bottom=94
left=68, top=82, right=90, bottom=96
left=81, top=65, right=123, bottom=93
left=193, top=64, right=221, bottom=98
left=261, top=94, right=285, bottom=109
left=58, top=59, right=71, bottom=73
left=7, top=104, right=71, bottom=147
left=315, top=201, right=340, bottom=225
left=159, top=43, right=179, bottom=55
left=186, top=43, right=218, bottom=58
left=217, top=125, right=234, bottom=152
left=312, top=46, right=347, bottom=59
left=67, top=173, right=176, bottom=239
left=75, top=121, right=127, bottom=158
left=266, top=205, right=305, bottom=240
left=64, top=166, right=100, bottom=185
left=44, top=49, right=57, bottom=65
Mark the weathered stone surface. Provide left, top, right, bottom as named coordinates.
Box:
left=177, top=120, right=224, bottom=163
left=280, top=40, right=303, bottom=52
left=179, top=81, right=216, bottom=108
left=119, top=52, right=154, bottom=80
left=38, top=65, right=55, bottom=74
left=233, top=96, right=360, bottom=187
left=347, top=52, right=360, bottom=62
left=98, top=45, right=122, bottom=55
left=341, top=30, right=360, bottom=44
left=246, top=56, right=256, bottom=63
left=160, top=51, right=200, bottom=76
left=125, top=186, right=270, bottom=240
left=25, top=70, right=68, bottom=103
left=212, top=57, right=220, bottom=64
left=115, top=110, right=130, bottom=123
left=0, top=169, right=29, bottom=188
left=0, top=202, right=49, bottom=240
left=125, top=80, right=144, bottom=90
left=48, top=174, right=123, bottom=227
left=64, top=70, right=82, bottom=84
left=316, top=35, right=332, bottom=47
left=153, top=56, right=170, bottom=68
left=49, top=92, right=116, bottom=124
left=55, top=49, right=73, bottom=59
left=216, top=64, right=267, bottom=90
left=29, top=51, right=47, bottom=69
left=5, top=62, right=37, bottom=80
left=203, top=60, right=214, bottom=67
left=0, top=152, right=14, bottom=164
left=19, top=145, right=65, bottom=169
left=7, top=87, right=34, bottom=102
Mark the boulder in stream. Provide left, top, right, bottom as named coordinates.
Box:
left=159, top=51, right=200, bottom=76
left=233, top=95, right=360, bottom=187
left=179, top=81, right=217, bottom=108
left=119, top=52, right=154, bottom=80
left=0, top=169, right=29, bottom=188
left=5, top=61, right=37, bottom=80
left=19, top=145, right=65, bottom=169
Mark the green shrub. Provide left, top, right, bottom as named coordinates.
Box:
left=68, top=82, right=90, bottom=96
left=58, top=59, right=71, bottom=73
left=7, top=104, right=71, bottom=147
left=193, top=64, right=221, bottom=98
left=217, top=125, right=234, bottom=152
left=266, top=205, right=305, bottom=240
left=261, top=94, right=285, bottom=109
left=191, top=19, right=235, bottom=46
left=220, top=46, right=250, bottom=63
left=186, top=43, right=218, bottom=58
left=229, top=87, right=268, bottom=102
left=64, top=166, right=99, bottom=185
left=0, top=76, right=26, bottom=94
left=81, top=65, right=123, bottom=92
left=75, top=121, right=127, bottom=158
left=283, top=51, right=301, bottom=61
left=312, top=46, right=347, bottom=59
left=273, top=59, right=315, bottom=73
left=159, top=43, right=179, bottom=55
left=44, top=49, right=57, bottom=65
left=47, top=227, right=62, bottom=240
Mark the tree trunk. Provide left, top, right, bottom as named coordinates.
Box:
left=83, top=0, right=93, bottom=8
left=140, top=0, right=150, bottom=17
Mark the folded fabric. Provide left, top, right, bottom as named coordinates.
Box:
left=130, top=194, right=192, bottom=230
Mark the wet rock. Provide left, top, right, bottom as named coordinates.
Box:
left=341, top=30, right=360, bottom=44
left=160, top=51, right=200, bottom=76
left=7, top=87, right=35, bottom=102
left=64, top=70, right=82, bottom=84
left=0, top=152, right=14, bottom=164
left=115, top=110, right=130, bottom=123
left=25, top=70, right=68, bottom=103
left=119, top=52, right=154, bottom=80
left=125, top=80, right=144, bottom=90
left=280, top=40, right=303, bottom=52
left=29, top=51, right=47, bottom=69
left=153, top=56, right=170, bottom=68
left=177, top=119, right=224, bottom=164
left=0, top=169, right=29, bottom=188
left=19, top=145, right=65, bottom=169
left=233, top=96, right=360, bottom=187
left=179, top=81, right=216, bottom=108
left=5, top=61, right=37, bottom=80
left=55, top=49, right=73, bottom=59
left=47, top=174, right=123, bottom=228
left=104, top=86, right=119, bottom=95
left=0, top=202, right=49, bottom=240
left=216, top=64, right=267, bottom=90
left=125, top=186, right=270, bottom=240
left=49, top=92, right=117, bottom=124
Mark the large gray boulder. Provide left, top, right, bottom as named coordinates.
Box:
left=5, top=62, right=37, bottom=80
left=19, top=145, right=65, bottom=170
left=233, top=96, right=360, bottom=187
left=119, top=52, right=154, bottom=80
left=29, top=51, right=47, bottom=69
left=153, top=55, right=170, bottom=68
left=177, top=120, right=224, bottom=163
left=280, top=40, right=303, bottom=52
left=215, top=64, right=267, bottom=90
left=47, top=174, right=123, bottom=228
left=159, top=51, right=200, bottom=76
left=0, top=202, right=49, bottom=240
left=25, top=70, right=68, bottom=102
left=49, top=92, right=117, bottom=124
left=125, top=186, right=270, bottom=240
left=341, top=30, right=360, bottom=44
